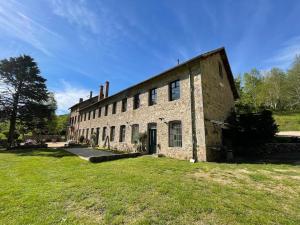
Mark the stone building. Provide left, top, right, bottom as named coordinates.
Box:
left=67, top=47, right=238, bottom=161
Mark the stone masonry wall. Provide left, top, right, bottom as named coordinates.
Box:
left=200, top=53, right=235, bottom=161
left=70, top=62, right=206, bottom=161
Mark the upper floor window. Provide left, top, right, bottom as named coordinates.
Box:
left=112, top=102, right=117, bottom=114
left=102, top=127, right=107, bottom=141
left=98, top=107, right=101, bottom=117
left=133, top=94, right=140, bottom=109
left=105, top=105, right=108, bottom=116
left=110, top=126, right=115, bottom=142
left=119, top=125, right=126, bottom=142
left=169, top=121, right=182, bottom=147
left=88, top=111, right=91, bottom=120
left=169, top=80, right=180, bottom=101
left=218, top=61, right=223, bottom=79
left=131, top=124, right=139, bottom=144
left=93, top=109, right=96, bottom=119
left=121, top=98, right=127, bottom=112
left=149, top=88, right=157, bottom=106
left=84, top=113, right=87, bottom=121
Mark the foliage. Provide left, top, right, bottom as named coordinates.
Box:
left=0, top=55, right=53, bottom=147
left=226, top=109, right=278, bottom=148
left=0, top=149, right=299, bottom=224
left=236, top=55, right=300, bottom=113
left=79, top=135, right=84, bottom=143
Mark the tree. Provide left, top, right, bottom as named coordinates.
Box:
left=261, top=68, right=287, bottom=111
left=286, top=55, right=300, bottom=110
left=0, top=55, right=50, bottom=148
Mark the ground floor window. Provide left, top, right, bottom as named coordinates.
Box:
left=110, top=126, right=115, bottom=141
left=119, top=125, right=126, bottom=142
left=169, top=121, right=182, bottom=147
left=131, top=124, right=139, bottom=144
left=102, top=127, right=107, bottom=141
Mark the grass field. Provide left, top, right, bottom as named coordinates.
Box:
left=0, top=148, right=299, bottom=225
left=274, top=112, right=300, bottom=131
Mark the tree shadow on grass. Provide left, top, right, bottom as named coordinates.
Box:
left=0, top=148, right=75, bottom=158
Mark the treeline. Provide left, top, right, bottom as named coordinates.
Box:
left=235, top=56, right=300, bottom=113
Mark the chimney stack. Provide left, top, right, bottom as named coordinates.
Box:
left=89, top=91, right=93, bottom=99
left=79, top=98, right=83, bottom=103
left=98, top=85, right=104, bottom=101
left=104, top=81, right=109, bottom=98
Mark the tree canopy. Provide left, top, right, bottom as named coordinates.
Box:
left=0, top=55, right=54, bottom=148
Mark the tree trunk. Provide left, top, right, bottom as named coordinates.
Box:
left=7, top=94, right=19, bottom=149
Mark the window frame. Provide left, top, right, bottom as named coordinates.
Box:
left=149, top=88, right=157, bottom=106
left=102, top=127, right=107, bottom=141
left=98, top=107, right=101, bottom=117
left=119, top=125, right=126, bottom=142
left=133, top=94, right=140, bottom=110
left=121, top=98, right=127, bottom=112
left=110, top=126, right=115, bottom=142
left=169, top=80, right=180, bottom=101
left=104, top=105, right=108, bottom=116
left=169, top=121, right=182, bottom=147
left=131, top=124, right=139, bottom=144
left=112, top=102, right=117, bottom=114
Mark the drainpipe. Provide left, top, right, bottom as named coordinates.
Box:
left=186, top=63, right=198, bottom=162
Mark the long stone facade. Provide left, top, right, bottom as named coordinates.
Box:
left=67, top=47, right=238, bottom=161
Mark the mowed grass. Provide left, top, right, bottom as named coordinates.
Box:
left=274, top=112, right=300, bottom=131
left=0, top=149, right=299, bottom=225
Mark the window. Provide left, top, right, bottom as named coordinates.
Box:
left=105, top=105, right=108, bottom=116
left=119, top=125, right=126, bottom=142
left=82, top=129, right=85, bottom=137
left=110, top=126, right=115, bottom=141
left=133, top=94, right=140, bottom=109
left=84, top=113, right=87, bottom=121
left=149, top=88, right=157, bottom=106
left=98, top=107, right=101, bottom=117
left=91, top=128, right=94, bottom=136
left=88, top=111, right=91, bottom=120
left=102, top=127, right=107, bottom=141
left=169, top=80, right=180, bottom=101
left=169, top=121, right=182, bottom=147
left=218, top=61, right=223, bottom=79
left=112, top=102, right=117, bottom=114
left=86, top=128, right=89, bottom=139
left=121, top=98, right=127, bottom=112
left=93, top=109, right=96, bottom=119
left=131, top=124, right=139, bottom=144
left=80, top=114, right=83, bottom=122
left=74, top=116, right=76, bottom=124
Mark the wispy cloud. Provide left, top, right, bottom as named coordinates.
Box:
left=266, top=36, right=300, bottom=68
left=0, top=1, right=61, bottom=56
left=51, top=0, right=99, bottom=34
left=53, top=80, right=91, bottom=115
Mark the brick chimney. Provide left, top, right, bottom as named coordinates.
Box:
left=98, top=85, right=104, bottom=101
left=104, top=81, right=109, bottom=98
left=79, top=98, right=83, bottom=103
left=89, top=91, right=93, bottom=99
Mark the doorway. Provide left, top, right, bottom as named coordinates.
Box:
left=148, top=123, right=157, bottom=154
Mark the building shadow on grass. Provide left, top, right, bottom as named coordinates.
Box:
left=0, top=148, right=75, bottom=158
left=231, top=152, right=300, bottom=166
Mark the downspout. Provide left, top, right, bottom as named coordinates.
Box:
left=186, top=63, right=198, bottom=162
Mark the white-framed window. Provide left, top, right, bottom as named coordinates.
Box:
left=169, top=121, right=182, bottom=147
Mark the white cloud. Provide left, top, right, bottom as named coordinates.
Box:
left=0, top=1, right=61, bottom=56
left=53, top=80, right=91, bottom=115
left=266, top=36, right=300, bottom=69
left=50, top=0, right=100, bottom=34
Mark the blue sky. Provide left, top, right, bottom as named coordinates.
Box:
left=0, top=0, right=300, bottom=114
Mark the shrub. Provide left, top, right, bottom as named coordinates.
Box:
left=225, top=109, right=278, bottom=156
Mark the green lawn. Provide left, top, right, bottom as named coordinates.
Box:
left=274, top=112, right=300, bottom=131
left=0, top=149, right=299, bottom=225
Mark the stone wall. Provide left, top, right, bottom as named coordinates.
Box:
left=70, top=62, right=206, bottom=161
left=200, top=53, right=235, bottom=161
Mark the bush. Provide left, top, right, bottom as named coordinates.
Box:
left=225, top=109, right=278, bottom=156
left=79, top=135, right=84, bottom=143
